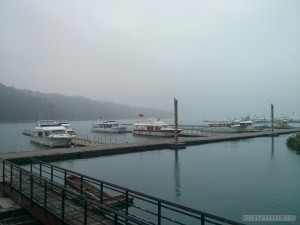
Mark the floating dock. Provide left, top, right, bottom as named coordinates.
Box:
left=1, top=128, right=300, bottom=164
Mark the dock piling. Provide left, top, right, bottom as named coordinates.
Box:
left=170, top=98, right=186, bottom=150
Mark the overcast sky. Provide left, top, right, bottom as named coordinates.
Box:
left=1, top=0, right=299, bottom=120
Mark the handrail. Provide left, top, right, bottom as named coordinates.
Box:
left=2, top=160, right=150, bottom=225
left=5, top=158, right=245, bottom=225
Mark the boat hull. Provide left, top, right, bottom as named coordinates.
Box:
left=132, top=130, right=181, bottom=137
left=91, top=127, right=126, bottom=133
left=30, top=136, right=72, bottom=147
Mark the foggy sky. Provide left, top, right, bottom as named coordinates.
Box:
left=1, top=0, right=299, bottom=120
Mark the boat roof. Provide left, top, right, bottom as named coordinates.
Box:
left=35, top=126, right=67, bottom=131
left=93, top=120, right=119, bottom=124
left=57, top=120, right=70, bottom=125
left=36, top=120, right=67, bottom=130
left=239, top=120, right=254, bottom=124
left=37, top=120, right=59, bottom=126
left=134, top=118, right=168, bottom=126
left=204, top=120, right=234, bottom=124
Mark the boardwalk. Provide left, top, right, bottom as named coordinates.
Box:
left=1, top=161, right=148, bottom=225
left=0, top=128, right=299, bottom=164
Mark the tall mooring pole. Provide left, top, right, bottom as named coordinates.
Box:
left=271, top=103, right=274, bottom=136
left=174, top=98, right=178, bottom=144
left=170, top=98, right=185, bottom=149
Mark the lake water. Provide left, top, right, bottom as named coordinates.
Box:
left=0, top=120, right=299, bottom=224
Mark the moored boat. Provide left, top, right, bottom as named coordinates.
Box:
left=133, top=118, right=182, bottom=137
left=66, top=175, right=133, bottom=207
left=91, top=120, right=127, bottom=133
left=202, top=120, right=237, bottom=133
left=201, top=119, right=264, bottom=133
left=30, top=120, right=73, bottom=147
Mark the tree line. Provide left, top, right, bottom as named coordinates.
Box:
left=0, top=83, right=171, bottom=122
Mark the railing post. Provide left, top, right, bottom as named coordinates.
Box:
left=158, top=201, right=161, bottom=225
left=30, top=174, right=33, bottom=207
left=44, top=180, right=48, bottom=214
left=51, top=166, right=53, bottom=182
left=2, top=161, right=5, bottom=183
left=80, top=175, right=83, bottom=195
left=114, top=214, right=118, bottom=224
left=10, top=163, right=12, bottom=190
left=19, top=169, right=22, bottom=194
left=39, top=162, right=42, bottom=177
left=84, top=200, right=87, bottom=225
left=125, top=190, right=129, bottom=214
left=61, top=189, right=65, bottom=222
left=64, top=170, right=67, bottom=188
left=125, top=190, right=129, bottom=224
left=201, top=214, right=205, bottom=225
left=30, top=159, right=32, bottom=173
left=100, top=182, right=103, bottom=203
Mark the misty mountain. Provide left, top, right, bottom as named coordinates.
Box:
left=0, top=83, right=172, bottom=122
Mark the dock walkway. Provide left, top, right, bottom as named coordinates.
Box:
left=1, top=128, right=299, bottom=164
left=1, top=161, right=147, bottom=225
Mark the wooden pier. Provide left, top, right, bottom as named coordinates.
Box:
left=1, top=128, right=299, bottom=164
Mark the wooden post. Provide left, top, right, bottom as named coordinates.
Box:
left=271, top=104, right=274, bottom=136
left=169, top=97, right=186, bottom=149
left=174, top=98, right=178, bottom=144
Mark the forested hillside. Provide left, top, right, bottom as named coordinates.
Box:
left=0, top=84, right=171, bottom=122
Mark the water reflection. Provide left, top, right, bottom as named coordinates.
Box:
left=271, top=137, right=274, bottom=157
left=174, top=150, right=181, bottom=199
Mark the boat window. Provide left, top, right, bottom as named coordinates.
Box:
left=52, top=130, right=67, bottom=135
left=68, top=131, right=76, bottom=136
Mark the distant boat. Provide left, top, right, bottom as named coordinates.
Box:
left=30, top=120, right=73, bottom=147
left=133, top=118, right=182, bottom=137
left=202, top=119, right=264, bottom=133
left=233, top=120, right=257, bottom=132
left=91, top=120, right=127, bottom=133
left=202, top=120, right=237, bottom=133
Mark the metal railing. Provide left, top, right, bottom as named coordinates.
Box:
left=2, top=160, right=149, bottom=225
left=3, top=159, right=244, bottom=225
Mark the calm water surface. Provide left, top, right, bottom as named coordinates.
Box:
left=0, top=121, right=299, bottom=224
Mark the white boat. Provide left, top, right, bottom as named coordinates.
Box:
left=91, top=120, right=127, bottom=133
left=133, top=118, right=182, bottom=137
left=202, top=119, right=263, bottom=133
left=233, top=120, right=256, bottom=132
left=30, top=120, right=73, bottom=147
left=201, top=120, right=237, bottom=133
left=57, top=120, right=76, bottom=138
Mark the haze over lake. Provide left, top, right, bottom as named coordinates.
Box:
left=0, top=1, right=299, bottom=223
left=1, top=0, right=299, bottom=119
